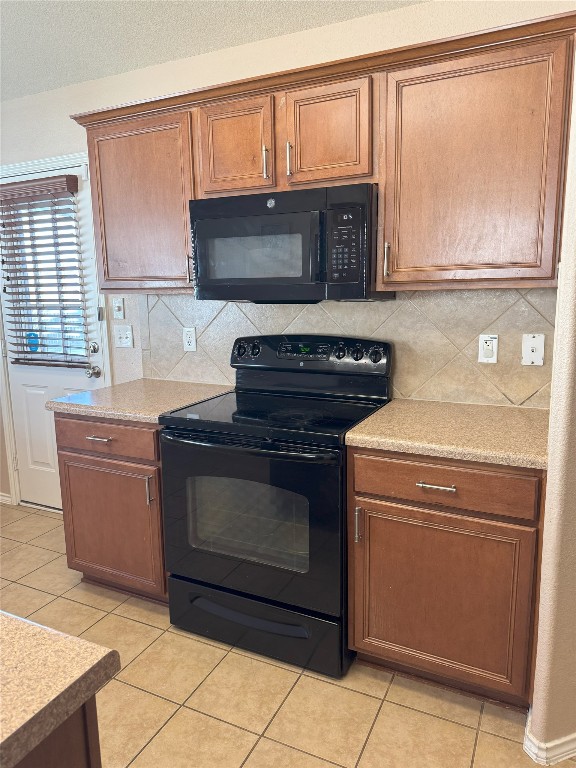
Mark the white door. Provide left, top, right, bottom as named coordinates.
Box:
left=1, top=163, right=109, bottom=510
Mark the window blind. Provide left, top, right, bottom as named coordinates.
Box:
left=1, top=175, right=89, bottom=368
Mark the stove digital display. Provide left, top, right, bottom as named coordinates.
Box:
left=277, top=342, right=331, bottom=360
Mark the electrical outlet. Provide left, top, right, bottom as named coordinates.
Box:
left=183, top=327, right=197, bottom=352
left=478, top=334, right=498, bottom=364
left=112, top=297, right=125, bottom=320
left=522, top=334, right=545, bottom=366
left=114, top=325, right=133, bottom=348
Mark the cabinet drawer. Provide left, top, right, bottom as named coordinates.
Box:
left=354, top=454, right=539, bottom=521
left=55, top=417, right=157, bottom=462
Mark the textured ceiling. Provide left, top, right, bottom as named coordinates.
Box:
left=1, top=0, right=424, bottom=101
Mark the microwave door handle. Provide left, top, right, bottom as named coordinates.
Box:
left=311, top=210, right=322, bottom=281
left=161, top=432, right=339, bottom=464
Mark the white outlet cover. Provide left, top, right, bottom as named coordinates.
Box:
left=478, top=334, right=498, bottom=364
left=112, top=297, right=125, bottom=320
left=522, top=333, right=545, bottom=366
left=114, top=324, right=133, bottom=348
left=183, top=327, right=197, bottom=352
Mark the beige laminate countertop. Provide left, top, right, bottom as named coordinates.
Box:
left=45, top=378, right=232, bottom=422
left=346, top=400, right=549, bottom=469
left=0, top=612, right=120, bottom=768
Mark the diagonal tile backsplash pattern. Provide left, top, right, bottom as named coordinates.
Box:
left=128, top=288, right=556, bottom=407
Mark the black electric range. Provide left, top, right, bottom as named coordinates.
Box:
left=159, top=335, right=392, bottom=677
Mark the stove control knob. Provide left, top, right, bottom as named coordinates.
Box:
left=369, top=349, right=383, bottom=364
left=251, top=342, right=261, bottom=357
left=236, top=343, right=247, bottom=357
left=352, top=347, right=364, bottom=361
left=334, top=344, right=347, bottom=360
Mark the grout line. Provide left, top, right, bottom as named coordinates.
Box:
left=299, top=670, right=385, bottom=702
left=470, top=702, right=485, bottom=767
left=124, top=701, right=183, bottom=767
left=379, top=698, right=479, bottom=731
left=229, top=647, right=304, bottom=675
left=259, top=666, right=304, bottom=743
left=353, top=686, right=388, bottom=768
left=256, top=735, right=348, bottom=768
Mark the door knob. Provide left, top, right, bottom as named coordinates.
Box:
left=88, top=341, right=100, bottom=353
left=85, top=365, right=102, bottom=378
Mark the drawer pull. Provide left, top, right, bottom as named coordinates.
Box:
left=85, top=435, right=113, bottom=443
left=354, top=506, right=362, bottom=543
left=416, top=482, right=457, bottom=493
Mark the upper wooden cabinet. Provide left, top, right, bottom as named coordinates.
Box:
left=88, top=112, right=193, bottom=290
left=194, top=76, right=372, bottom=195
left=376, top=37, right=570, bottom=290
left=195, top=95, right=275, bottom=193
left=285, top=77, right=372, bottom=184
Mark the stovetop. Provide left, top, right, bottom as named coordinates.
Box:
left=159, top=390, right=383, bottom=445
left=159, top=334, right=392, bottom=446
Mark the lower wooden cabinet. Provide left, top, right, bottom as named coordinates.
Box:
left=57, top=417, right=166, bottom=600
left=348, top=449, right=542, bottom=703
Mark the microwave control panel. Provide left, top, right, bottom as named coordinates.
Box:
left=327, top=208, right=362, bottom=283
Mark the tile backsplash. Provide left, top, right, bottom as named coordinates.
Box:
left=111, top=288, right=556, bottom=408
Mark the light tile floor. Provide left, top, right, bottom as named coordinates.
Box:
left=2, top=503, right=576, bottom=768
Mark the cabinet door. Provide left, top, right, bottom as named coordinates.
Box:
left=59, top=452, right=165, bottom=598
left=196, top=95, right=274, bottom=194
left=378, top=38, right=569, bottom=289
left=285, top=77, right=371, bottom=184
left=350, top=498, right=536, bottom=698
left=88, top=112, right=192, bottom=290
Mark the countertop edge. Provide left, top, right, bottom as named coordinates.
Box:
left=0, top=647, right=120, bottom=768
left=45, top=400, right=159, bottom=423
left=345, top=435, right=547, bottom=470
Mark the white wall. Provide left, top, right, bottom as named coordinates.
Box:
left=2, top=1, right=575, bottom=165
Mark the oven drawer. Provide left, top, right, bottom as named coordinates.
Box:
left=354, top=453, right=539, bottom=521
left=168, top=576, right=352, bottom=677
left=55, top=416, right=158, bottom=462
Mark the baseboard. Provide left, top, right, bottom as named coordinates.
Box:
left=0, top=493, right=14, bottom=505
left=524, top=719, right=576, bottom=765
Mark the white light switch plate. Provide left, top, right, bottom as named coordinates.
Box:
left=522, top=334, right=545, bottom=366
left=112, top=298, right=125, bottom=320
left=114, top=325, right=133, bottom=348
left=183, top=327, right=197, bottom=352
left=478, top=334, right=498, bottom=364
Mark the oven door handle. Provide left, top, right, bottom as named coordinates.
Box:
left=161, top=431, right=340, bottom=464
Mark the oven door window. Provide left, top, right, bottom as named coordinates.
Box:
left=187, top=477, right=309, bottom=573
left=194, top=212, right=319, bottom=283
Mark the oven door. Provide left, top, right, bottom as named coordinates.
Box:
left=192, top=211, right=323, bottom=302
left=160, top=429, right=343, bottom=617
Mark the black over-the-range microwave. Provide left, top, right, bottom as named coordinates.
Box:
left=189, top=183, right=392, bottom=303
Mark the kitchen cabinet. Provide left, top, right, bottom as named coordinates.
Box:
left=348, top=449, right=543, bottom=702
left=194, top=76, right=372, bottom=195
left=87, top=112, right=193, bottom=290
left=195, top=95, right=275, bottom=193
left=376, top=37, right=570, bottom=290
left=15, top=697, right=102, bottom=768
left=72, top=15, right=574, bottom=291
left=55, top=415, right=166, bottom=600
left=284, top=77, right=372, bottom=184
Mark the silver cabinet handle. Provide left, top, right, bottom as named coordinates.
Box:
left=354, top=506, right=362, bottom=543
left=85, top=435, right=112, bottom=443
left=145, top=476, right=153, bottom=506
left=286, top=141, right=292, bottom=176
left=416, top=482, right=457, bottom=493
left=383, top=242, right=390, bottom=278
left=262, top=145, right=269, bottom=179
